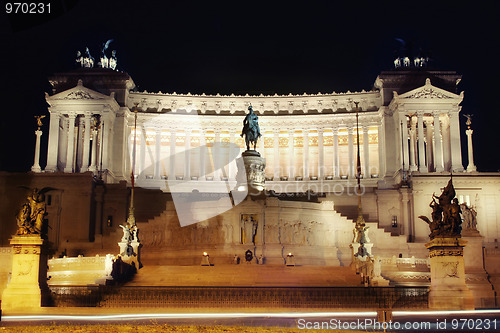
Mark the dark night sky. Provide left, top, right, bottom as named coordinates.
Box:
left=0, top=0, right=499, bottom=172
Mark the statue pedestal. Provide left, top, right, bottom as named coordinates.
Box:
left=118, top=240, right=141, bottom=269
left=1, top=235, right=49, bottom=313
left=236, top=150, right=266, bottom=197
left=426, top=237, right=475, bottom=310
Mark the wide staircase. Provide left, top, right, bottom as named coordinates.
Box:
left=127, top=265, right=362, bottom=287
left=49, top=264, right=429, bottom=310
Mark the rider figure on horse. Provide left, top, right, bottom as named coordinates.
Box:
left=241, top=105, right=262, bottom=151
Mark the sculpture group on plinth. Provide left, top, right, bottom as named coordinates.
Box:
left=420, top=178, right=475, bottom=310
left=2, top=188, right=52, bottom=313
left=419, top=179, right=462, bottom=240
left=16, top=188, right=51, bottom=237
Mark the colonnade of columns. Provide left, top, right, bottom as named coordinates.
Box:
left=131, top=125, right=379, bottom=182
left=45, top=113, right=105, bottom=174
left=401, top=111, right=463, bottom=173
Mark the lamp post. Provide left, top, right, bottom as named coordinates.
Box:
left=355, top=102, right=365, bottom=231
left=127, top=104, right=138, bottom=227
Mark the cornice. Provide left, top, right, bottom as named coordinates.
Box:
left=127, top=90, right=381, bottom=115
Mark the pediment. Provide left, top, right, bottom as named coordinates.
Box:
left=397, top=78, right=462, bottom=100
left=47, top=79, right=112, bottom=101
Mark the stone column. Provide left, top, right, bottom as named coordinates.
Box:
left=95, top=124, right=102, bottom=174
left=1, top=235, right=49, bottom=312
left=214, top=129, right=221, bottom=180
left=426, top=238, right=474, bottom=310
left=417, top=112, right=428, bottom=173
left=273, top=129, right=280, bottom=180
left=303, top=129, right=309, bottom=180
left=425, top=119, right=434, bottom=172
left=401, top=115, right=409, bottom=172
left=288, top=130, right=294, bottom=180
left=199, top=130, right=206, bottom=180
left=409, top=117, right=417, bottom=171
left=45, top=113, right=60, bottom=172
left=169, top=129, right=176, bottom=179
left=347, top=126, right=354, bottom=179
left=184, top=129, right=191, bottom=180
left=363, top=125, right=370, bottom=178
left=63, top=115, right=76, bottom=173
left=80, top=114, right=91, bottom=172
left=449, top=112, right=464, bottom=172
left=433, top=113, right=444, bottom=172
left=88, top=127, right=98, bottom=173
left=442, top=117, right=452, bottom=171
left=31, top=130, right=43, bottom=173
left=318, top=128, right=324, bottom=180
left=139, top=126, right=146, bottom=179
left=258, top=129, right=265, bottom=152
left=466, top=128, right=476, bottom=172
left=333, top=127, right=340, bottom=178
left=229, top=131, right=236, bottom=180
left=100, top=116, right=112, bottom=174
left=154, top=129, right=162, bottom=179
left=76, top=117, right=84, bottom=171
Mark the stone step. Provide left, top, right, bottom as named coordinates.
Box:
left=128, top=265, right=362, bottom=287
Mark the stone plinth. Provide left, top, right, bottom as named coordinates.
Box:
left=235, top=150, right=266, bottom=197
left=425, top=237, right=475, bottom=310
left=1, top=235, right=49, bottom=313
left=462, top=233, right=496, bottom=308
left=118, top=240, right=141, bottom=270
